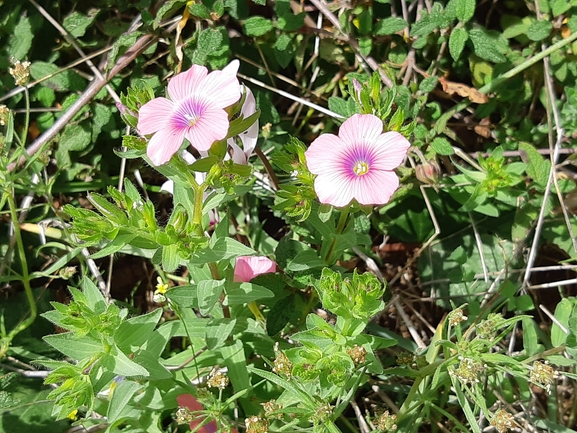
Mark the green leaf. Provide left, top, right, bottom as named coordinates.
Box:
left=192, top=28, right=224, bottom=65
left=9, top=16, right=33, bottom=60
left=551, top=0, right=571, bottom=16
left=551, top=298, right=574, bottom=347
left=522, top=317, right=540, bottom=356
left=63, top=11, right=97, bottom=38
left=115, top=309, right=163, bottom=349
left=198, top=279, right=225, bottom=315
left=276, top=0, right=305, bottom=31
left=453, top=0, right=475, bottom=23
left=60, top=123, right=92, bottom=151
left=468, top=28, right=507, bottom=63
left=103, top=348, right=149, bottom=377
left=81, top=276, right=107, bottom=312
left=526, top=20, right=553, bottom=41
left=449, top=27, right=468, bottom=61
left=274, top=33, right=295, bottom=68
left=43, top=333, right=102, bottom=360
left=30, top=62, right=70, bottom=92
left=205, top=318, right=236, bottom=349
left=374, top=17, right=407, bottom=35
left=518, top=142, right=550, bottom=187
left=221, top=340, right=251, bottom=398
left=419, top=76, right=439, bottom=94
left=107, top=380, right=143, bottom=423
left=226, top=282, right=274, bottom=305
left=267, top=295, right=295, bottom=335
left=161, top=243, right=181, bottom=273
left=166, top=285, right=198, bottom=308
left=430, top=136, right=454, bottom=155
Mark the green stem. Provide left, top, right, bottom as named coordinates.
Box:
left=0, top=191, right=37, bottom=357
left=192, top=183, right=207, bottom=237
left=20, top=87, right=30, bottom=147
left=324, top=207, right=350, bottom=264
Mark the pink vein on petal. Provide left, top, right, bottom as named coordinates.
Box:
left=167, top=65, right=208, bottom=101
left=146, top=125, right=186, bottom=166
left=138, top=97, right=174, bottom=135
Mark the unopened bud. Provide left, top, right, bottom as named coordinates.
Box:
left=415, top=160, right=440, bottom=185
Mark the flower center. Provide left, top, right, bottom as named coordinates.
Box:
left=174, top=98, right=205, bottom=129
left=353, top=161, right=370, bottom=176
left=184, top=112, right=199, bottom=127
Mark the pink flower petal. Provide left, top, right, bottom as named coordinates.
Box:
left=167, top=65, right=208, bottom=102
left=146, top=124, right=186, bottom=166
left=313, top=171, right=356, bottom=207
left=304, top=134, right=346, bottom=176
left=370, top=131, right=411, bottom=170
left=184, top=107, right=230, bottom=151
left=138, top=97, right=174, bottom=135
left=234, top=256, right=276, bottom=282
left=338, top=114, right=383, bottom=146
left=353, top=170, right=399, bottom=205
left=197, top=70, right=241, bottom=108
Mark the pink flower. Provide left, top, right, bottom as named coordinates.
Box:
left=304, top=113, right=410, bottom=207
left=138, top=61, right=241, bottom=166
left=227, top=86, right=259, bottom=165
left=177, top=394, right=239, bottom=433
left=234, top=256, right=277, bottom=282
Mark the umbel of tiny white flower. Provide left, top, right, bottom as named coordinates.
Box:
left=304, top=114, right=410, bottom=207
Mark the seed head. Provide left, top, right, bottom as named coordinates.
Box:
left=245, top=415, right=268, bottom=433
left=490, top=409, right=515, bottom=433
left=9, top=60, right=31, bottom=86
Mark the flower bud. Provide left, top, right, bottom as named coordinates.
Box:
left=415, top=160, right=440, bottom=185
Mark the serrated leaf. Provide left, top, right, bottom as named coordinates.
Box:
left=192, top=28, right=224, bottom=65
left=30, top=62, right=70, bottom=92
left=63, top=11, right=97, bottom=38
left=9, top=16, right=33, bottom=60
left=374, top=17, right=407, bottom=35
left=243, top=16, right=273, bottom=36
left=468, top=28, right=507, bottom=63
left=526, top=19, right=553, bottom=41
left=274, top=33, right=295, bottom=68
left=454, top=0, right=475, bottom=23
left=449, top=27, right=468, bottom=61
left=430, top=137, right=454, bottom=155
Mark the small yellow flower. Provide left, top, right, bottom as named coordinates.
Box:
left=155, top=276, right=169, bottom=294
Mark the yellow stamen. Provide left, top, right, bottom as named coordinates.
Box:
left=353, top=162, right=369, bottom=175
